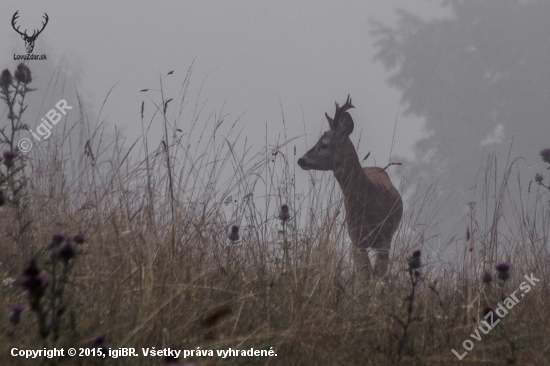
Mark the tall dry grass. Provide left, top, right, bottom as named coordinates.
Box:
left=1, top=66, right=549, bottom=366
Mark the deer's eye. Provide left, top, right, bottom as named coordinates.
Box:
left=319, top=144, right=328, bottom=150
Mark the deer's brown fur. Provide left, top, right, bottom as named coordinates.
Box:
left=298, top=96, right=403, bottom=279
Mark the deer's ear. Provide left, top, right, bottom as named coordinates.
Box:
left=336, top=112, right=354, bottom=136
left=325, top=113, right=335, bottom=130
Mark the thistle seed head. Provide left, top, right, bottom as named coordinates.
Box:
left=14, top=63, right=32, bottom=84
left=229, top=225, right=240, bottom=242
left=278, top=204, right=291, bottom=221
left=481, top=271, right=493, bottom=284
left=8, top=303, right=25, bottom=325
left=408, top=250, right=421, bottom=270
left=0, top=69, right=12, bottom=88
left=2, top=150, right=16, bottom=168
left=495, top=261, right=511, bottom=281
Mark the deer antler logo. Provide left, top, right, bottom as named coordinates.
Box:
left=12, top=11, right=49, bottom=54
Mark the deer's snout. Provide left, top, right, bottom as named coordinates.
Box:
left=297, top=157, right=310, bottom=170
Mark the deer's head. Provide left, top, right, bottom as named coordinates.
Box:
left=12, top=11, right=49, bottom=54
left=298, top=95, right=355, bottom=171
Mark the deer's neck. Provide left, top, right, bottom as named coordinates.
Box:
left=333, top=143, right=368, bottom=198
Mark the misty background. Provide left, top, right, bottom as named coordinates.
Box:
left=1, top=1, right=548, bottom=259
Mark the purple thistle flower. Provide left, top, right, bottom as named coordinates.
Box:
left=541, top=148, right=550, bottom=164
left=8, top=304, right=25, bottom=325
left=48, top=234, right=68, bottom=262
left=407, top=250, right=421, bottom=270
left=229, top=225, right=240, bottom=242
left=481, top=271, right=493, bottom=284
left=90, top=334, right=106, bottom=345
left=14, top=63, right=31, bottom=84
left=90, top=334, right=109, bottom=354
left=495, top=261, right=511, bottom=281
left=3, top=150, right=16, bottom=159
left=22, top=259, right=40, bottom=277
left=0, top=69, right=12, bottom=88
left=3, top=150, right=16, bottom=168
left=495, top=261, right=511, bottom=272
left=19, top=259, right=48, bottom=299
left=49, top=233, right=67, bottom=249
left=57, top=240, right=76, bottom=262
left=20, top=272, right=48, bottom=299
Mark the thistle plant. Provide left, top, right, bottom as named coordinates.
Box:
left=495, top=261, right=511, bottom=282
left=482, top=271, right=493, bottom=284
left=391, top=250, right=423, bottom=365
left=535, top=148, right=550, bottom=191
left=16, top=232, right=86, bottom=363
left=480, top=261, right=518, bottom=363
left=0, top=63, right=33, bottom=152
left=90, top=334, right=110, bottom=356
left=228, top=225, right=240, bottom=243
left=8, top=303, right=25, bottom=325
left=278, top=204, right=292, bottom=272
left=0, top=63, right=34, bottom=252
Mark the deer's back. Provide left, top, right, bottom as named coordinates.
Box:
left=362, top=166, right=403, bottom=226
left=343, top=167, right=403, bottom=248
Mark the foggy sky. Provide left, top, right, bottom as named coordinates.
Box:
left=0, top=1, right=449, bottom=167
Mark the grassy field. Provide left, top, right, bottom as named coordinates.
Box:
left=1, top=65, right=549, bottom=365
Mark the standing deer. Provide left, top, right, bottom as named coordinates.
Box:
left=297, top=96, right=403, bottom=279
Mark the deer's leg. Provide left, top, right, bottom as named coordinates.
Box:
left=352, top=245, right=373, bottom=281
left=373, top=246, right=390, bottom=278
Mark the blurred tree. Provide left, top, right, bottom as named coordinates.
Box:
left=371, top=0, right=550, bottom=192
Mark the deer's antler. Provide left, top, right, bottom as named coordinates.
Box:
left=11, top=11, right=25, bottom=37
left=11, top=11, right=49, bottom=40
left=30, top=13, right=49, bottom=39
left=326, top=95, right=354, bottom=130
